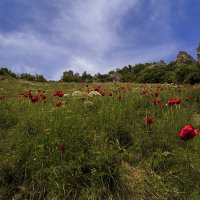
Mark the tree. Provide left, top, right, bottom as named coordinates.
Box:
left=0, top=68, right=16, bottom=78
left=20, top=73, right=36, bottom=81
left=136, top=67, right=167, bottom=83
left=175, top=64, right=200, bottom=84
left=62, top=70, right=75, bottom=82
left=35, top=74, right=46, bottom=82
left=184, top=72, right=200, bottom=84
left=81, top=71, right=93, bottom=83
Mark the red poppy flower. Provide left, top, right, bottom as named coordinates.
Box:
left=19, top=93, right=26, bottom=97
left=167, top=98, right=181, bottom=106
left=0, top=96, right=5, bottom=100
left=109, top=92, right=113, bottom=96
left=40, top=94, right=47, bottom=100
left=53, top=91, right=64, bottom=97
left=152, top=99, right=161, bottom=104
left=60, top=144, right=65, bottom=153
left=140, top=89, right=148, bottom=95
left=55, top=101, right=62, bottom=107
left=157, top=85, right=161, bottom=89
left=99, top=90, right=105, bottom=96
left=21, top=90, right=32, bottom=98
left=154, top=92, right=159, bottom=97
left=94, top=86, right=100, bottom=92
left=144, top=117, right=155, bottom=124
left=31, top=95, right=39, bottom=103
left=178, top=125, right=200, bottom=140
left=160, top=104, right=164, bottom=108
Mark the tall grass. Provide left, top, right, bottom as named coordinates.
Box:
left=0, top=80, right=200, bottom=199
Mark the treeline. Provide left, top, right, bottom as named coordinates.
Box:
left=0, top=68, right=46, bottom=82
left=1, top=61, right=200, bottom=84
left=61, top=61, right=200, bottom=84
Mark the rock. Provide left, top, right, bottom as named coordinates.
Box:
left=176, top=51, right=197, bottom=66
left=148, top=60, right=166, bottom=68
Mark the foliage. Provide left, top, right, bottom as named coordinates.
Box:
left=81, top=71, right=93, bottom=83
left=136, top=67, right=167, bottom=83
left=0, top=68, right=17, bottom=79
left=175, top=64, right=200, bottom=84
left=35, top=74, right=47, bottom=82
left=0, top=80, right=200, bottom=199
left=20, top=73, right=36, bottom=81
left=1, top=59, right=200, bottom=84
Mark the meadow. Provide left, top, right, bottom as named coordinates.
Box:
left=0, top=79, right=200, bottom=200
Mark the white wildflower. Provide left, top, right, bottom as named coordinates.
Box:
left=72, top=91, right=83, bottom=97
left=64, top=93, right=69, bottom=97
left=88, top=91, right=101, bottom=96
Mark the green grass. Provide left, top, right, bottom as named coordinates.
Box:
left=0, top=79, right=200, bottom=199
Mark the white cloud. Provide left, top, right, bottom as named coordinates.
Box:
left=0, top=0, right=182, bottom=80
left=10, top=65, right=38, bottom=75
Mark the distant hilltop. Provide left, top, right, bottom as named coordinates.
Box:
left=149, top=43, right=200, bottom=68
left=176, top=43, right=200, bottom=66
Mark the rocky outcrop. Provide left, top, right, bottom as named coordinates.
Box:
left=148, top=60, right=166, bottom=68
left=176, top=51, right=197, bottom=66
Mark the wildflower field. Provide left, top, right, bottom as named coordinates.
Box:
left=0, top=79, right=200, bottom=200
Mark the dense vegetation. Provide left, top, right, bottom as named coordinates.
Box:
left=0, top=78, right=200, bottom=199
left=0, top=68, right=46, bottom=82
left=55, top=62, right=200, bottom=84
left=1, top=60, right=200, bottom=84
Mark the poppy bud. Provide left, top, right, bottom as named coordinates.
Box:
left=60, top=144, right=65, bottom=153
left=144, top=117, right=155, bottom=124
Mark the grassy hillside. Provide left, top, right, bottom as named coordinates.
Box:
left=0, top=79, right=200, bottom=199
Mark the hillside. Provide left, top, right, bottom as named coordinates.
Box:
left=0, top=79, right=200, bottom=199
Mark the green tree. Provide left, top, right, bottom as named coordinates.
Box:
left=93, top=73, right=110, bottom=82
left=0, top=68, right=16, bottom=78
left=35, top=74, right=47, bottom=82
left=20, top=73, right=36, bottom=81
left=175, top=64, right=200, bottom=84
left=81, top=71, right=93, bottom=83
left=62, top=70, right=75, bottom=82
left=132, top=64, right=147, bottom=74
left=136, top=67, right=167, bottom=83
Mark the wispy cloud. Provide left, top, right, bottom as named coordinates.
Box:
left=0, top=0, right=185, bottom=80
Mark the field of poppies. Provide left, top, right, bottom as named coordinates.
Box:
left=0, top=79, right=200, bottom=200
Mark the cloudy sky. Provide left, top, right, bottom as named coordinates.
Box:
left=0, top=0, right=200, bottom=80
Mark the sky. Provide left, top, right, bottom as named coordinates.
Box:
left=0, top=0, right=200, bottom=80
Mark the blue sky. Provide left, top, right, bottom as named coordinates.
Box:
left=0, top=0, right=200, bottom=80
